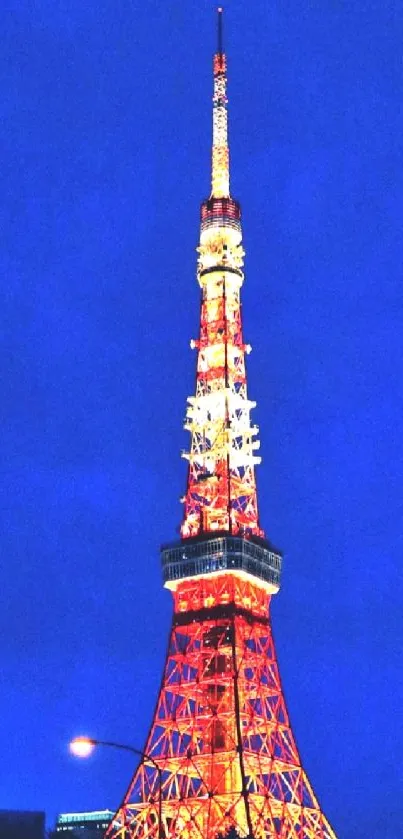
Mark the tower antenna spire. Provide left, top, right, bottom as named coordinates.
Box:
left=217, top=7, right=223, bottom=54
left=211, top=7, right=229, bottom=197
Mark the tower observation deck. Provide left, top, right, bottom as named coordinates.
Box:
left=107, top=9, right=337, bottom=839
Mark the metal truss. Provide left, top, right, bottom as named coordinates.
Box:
left=106, top=575, right=336, bottom=839
left=181, top=245, right=262, bottom=539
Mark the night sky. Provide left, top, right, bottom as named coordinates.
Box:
left=1, top=2, right=402, bottom=837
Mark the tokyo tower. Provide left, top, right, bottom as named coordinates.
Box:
left=107, top=10, right=337, bottom=839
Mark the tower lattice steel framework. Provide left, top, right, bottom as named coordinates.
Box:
left=107, top=10, right=337, bottom=839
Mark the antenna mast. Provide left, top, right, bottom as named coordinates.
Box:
left=212, top=7, right=229, bottom=198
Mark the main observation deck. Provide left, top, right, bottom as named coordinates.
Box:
left=161, top=532, right=282, bottom=594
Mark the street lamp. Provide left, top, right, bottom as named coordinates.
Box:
left=70, top=737, right=163, bottom=839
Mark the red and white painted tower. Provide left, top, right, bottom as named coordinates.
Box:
left=107, top=10, right=337, bottom=839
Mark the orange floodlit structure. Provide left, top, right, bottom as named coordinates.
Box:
left=107, top=9, right=337, bottom=839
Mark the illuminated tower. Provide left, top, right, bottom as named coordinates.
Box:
left=108, top=10, right=337, bottom=839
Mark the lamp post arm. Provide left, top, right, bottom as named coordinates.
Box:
left=85, top=738, right=163, bottom=839
left=86, top=738, right=161, bottom=774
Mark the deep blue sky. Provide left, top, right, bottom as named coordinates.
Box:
left=1, top=1, right=402, bottom=836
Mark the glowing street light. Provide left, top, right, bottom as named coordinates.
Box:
left=70, top=736, right=96, bottom=758
left=69, top=736, right=163, bottom=838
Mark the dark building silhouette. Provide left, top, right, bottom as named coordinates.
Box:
left=0, top=811, right=45, bottom=839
